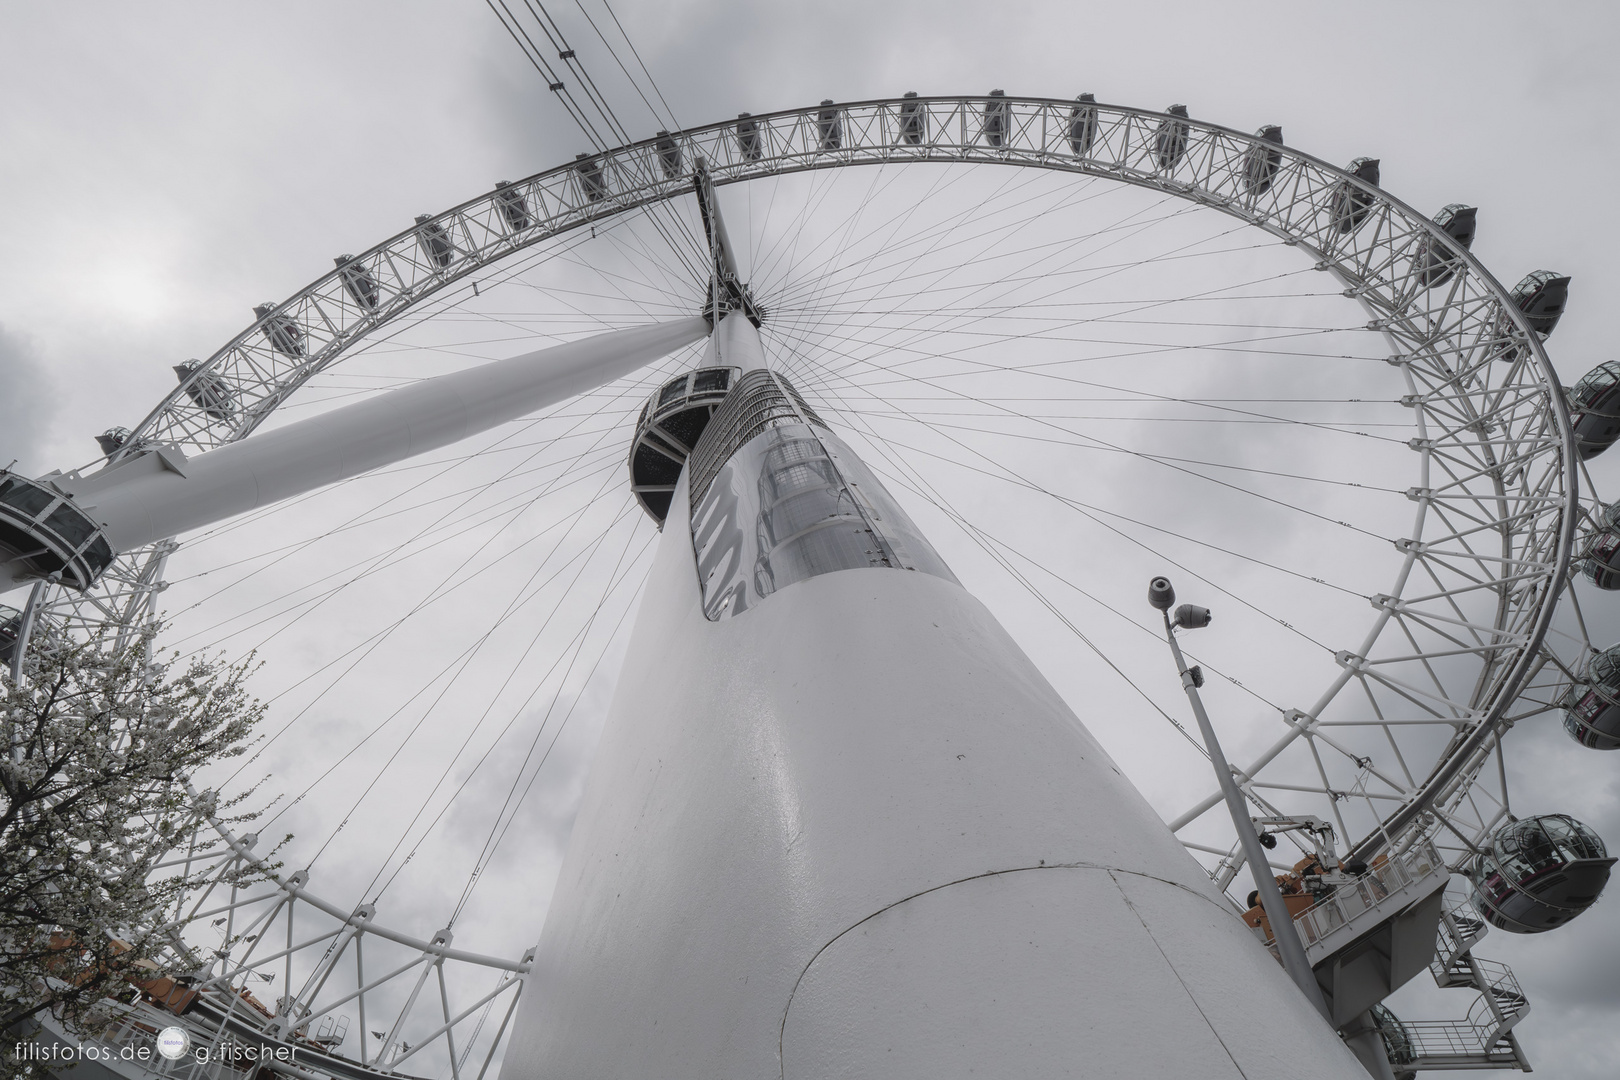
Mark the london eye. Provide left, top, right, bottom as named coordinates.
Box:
left=3, top=7, right=1617, bottom=1080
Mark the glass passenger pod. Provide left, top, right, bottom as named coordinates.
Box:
left=173, top=360, right=235, bottom=422
left=735, top=114, right=762, bottom=162
left=1510, top=269, right=1571, bottom=338
left=0, top=471, right=115, bottom=591
left=1241, top=125, right=1283, bottom=196
left=253, top=303, right=306, bottom=358
left=573, top=155, right=608, bottom=203
left=897, top=91, right=925, bottom=145
left=1412, top=203, right=1477, bottom=289
left=1329, top=157, right=1381, bottom=234
left=494, top=181, right=532, bottom=232
left=655, top=131, right=682, bottom=179
left=1368, top=1004, right=1418, bottom=1080
left=1154, top=104, right=1190, bottom=171
left=0, top=602, right=20, bottom=665
left=816, top=100, right=842, bottom=150
left=1568, top=360, right=1620, bottom=460
left=1560, top=641, right=1620, bottom=748
left=628, top=366, right=740, bottom=523
left=1068, top=93, right=1097, bottom=156
left=1468, top=814, right=1614, bottom=932
left=1581, top=501, right=1620, bottom=591
left=335, top=255, right=381, bottom=311
left=95, top=427, right=132, bottom=458
left=982, top=89, right=1009, bottom=148
left=414, top=215, right=457, bottom=268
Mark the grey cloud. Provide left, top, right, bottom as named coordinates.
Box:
left=0, top=323, right=53, bottom=475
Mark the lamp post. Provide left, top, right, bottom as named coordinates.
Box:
left=1148, top=575, right=1332, bottom=1022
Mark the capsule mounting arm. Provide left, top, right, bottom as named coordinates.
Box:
left=1, top=317, right=710, bottom=595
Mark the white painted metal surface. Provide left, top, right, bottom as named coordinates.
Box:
left=49, top=318, right=708, bottom=558
left=700, top=310, right=766, bottom=370
left=500, top=464, right=1372, bottom=1079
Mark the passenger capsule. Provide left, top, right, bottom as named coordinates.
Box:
left=1580, top=502, right=1620, bottom=591
left=898, top=91, right=925, bottom=145
left=1412, top=203, right=1476, bottom=288
left=816, top=100, right=842, bottom=150
left=1068, top=93, right=1097, bottom=156
left=656, top=130, right=682, bottom=179
left=1329, top=157, right=1380, bottom=234
left=335, top=255, right=380, bottom=311
left=573, top=155, right=608, bottom=202
left=1241, top=125, right=1283, bottom=196
left=1368, top=1004, right=1417, bottom=1078
left=1154, top=104, right=1190, bottom=171
left=94, top=427, right=132, bottom=457
left=983, top=89, right=1009, bottom=147
left=253, top=303, right=305, bottom=358
left=735, top=113, right=761, bottom=161
left=415, top=215, right=457, bottom=268
left=1561, top=642, right=1620, bottom=747
left=0, top=603, right=20, bottom=666
left=1568, top=360, right=1620, bottom=459
left=1510, top=269, right=1571, bottom=338
left=173, top=360, right=234, bottom=422
left=628, top=365, right=738, bottom=522
left=1467, top=814, right=1615, bottom=932
left=494, top=181, right=531, bottom=232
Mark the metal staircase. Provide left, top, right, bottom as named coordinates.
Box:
left=1257, top=852, right=1534, bottom=1074
left=1390, top=889, right=1532, bottom=1072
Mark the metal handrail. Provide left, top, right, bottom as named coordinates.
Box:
left=1259, top=838, right=1446, bottom=956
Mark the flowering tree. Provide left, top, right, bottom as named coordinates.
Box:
left=1, top=628, right=270, bottom=1047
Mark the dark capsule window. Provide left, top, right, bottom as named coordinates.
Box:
left=44, top=503, right=96, bottom=549
left=692, top=368, right=731, bottom=394
left=656, top=131, right=682, bottom=179
left=254, top=304, right=306, bottom=358
left=495, top=182, right=532, bottom=232
left=1511, top=270, right=1571, bottom=338
left=1468, top=814, right=1614, bottom=932
left=95, top=427, right=132, bottom=457
left=898, top=92, right=925, bottom=145
left=1330, top=157, right=1380, bottom=234
left=1068, top=93, right=1097, bottom=156
left=1412, top=203, right=1477, bottom=289
left=0, top=479, right=55, bottom=517
left=983, top=90, right=1009, bottom=147
left=574, top=156, right=608, bottom=202
left=336, top=256, right=381, bottom=311
left=1242, top=125, right=1283, bottom=196
left=736, top=114, right=762, bottom=161
left=659, top=376, right=689, bottom=406
left=1154, top=104, right=1190, bottom=171
left=84, top=536, right=115, bottom=576
left=817, top=100, right=842, bottom=150
left=416, top=216, right=457, bottom=268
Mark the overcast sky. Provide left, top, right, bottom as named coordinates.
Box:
left=4, top=2, right=1620, bottom=1076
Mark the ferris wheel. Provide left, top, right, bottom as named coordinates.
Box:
left=5, top=92, right=1617, bottom=1079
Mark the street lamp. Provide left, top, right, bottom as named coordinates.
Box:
left=1148, top=575, right=1331, bottom=1022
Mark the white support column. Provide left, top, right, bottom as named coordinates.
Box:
left=500, top=460, right=1374, bottom=1080
left=700, top=312, right=766, bottom=371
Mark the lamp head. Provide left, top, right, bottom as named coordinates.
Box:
left=1148, top=576, right=1175, bottom=611
left=1174, top=604, right=1212, bottom=630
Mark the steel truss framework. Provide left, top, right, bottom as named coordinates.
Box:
left=27, top=96, right=1595, bottom=1077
